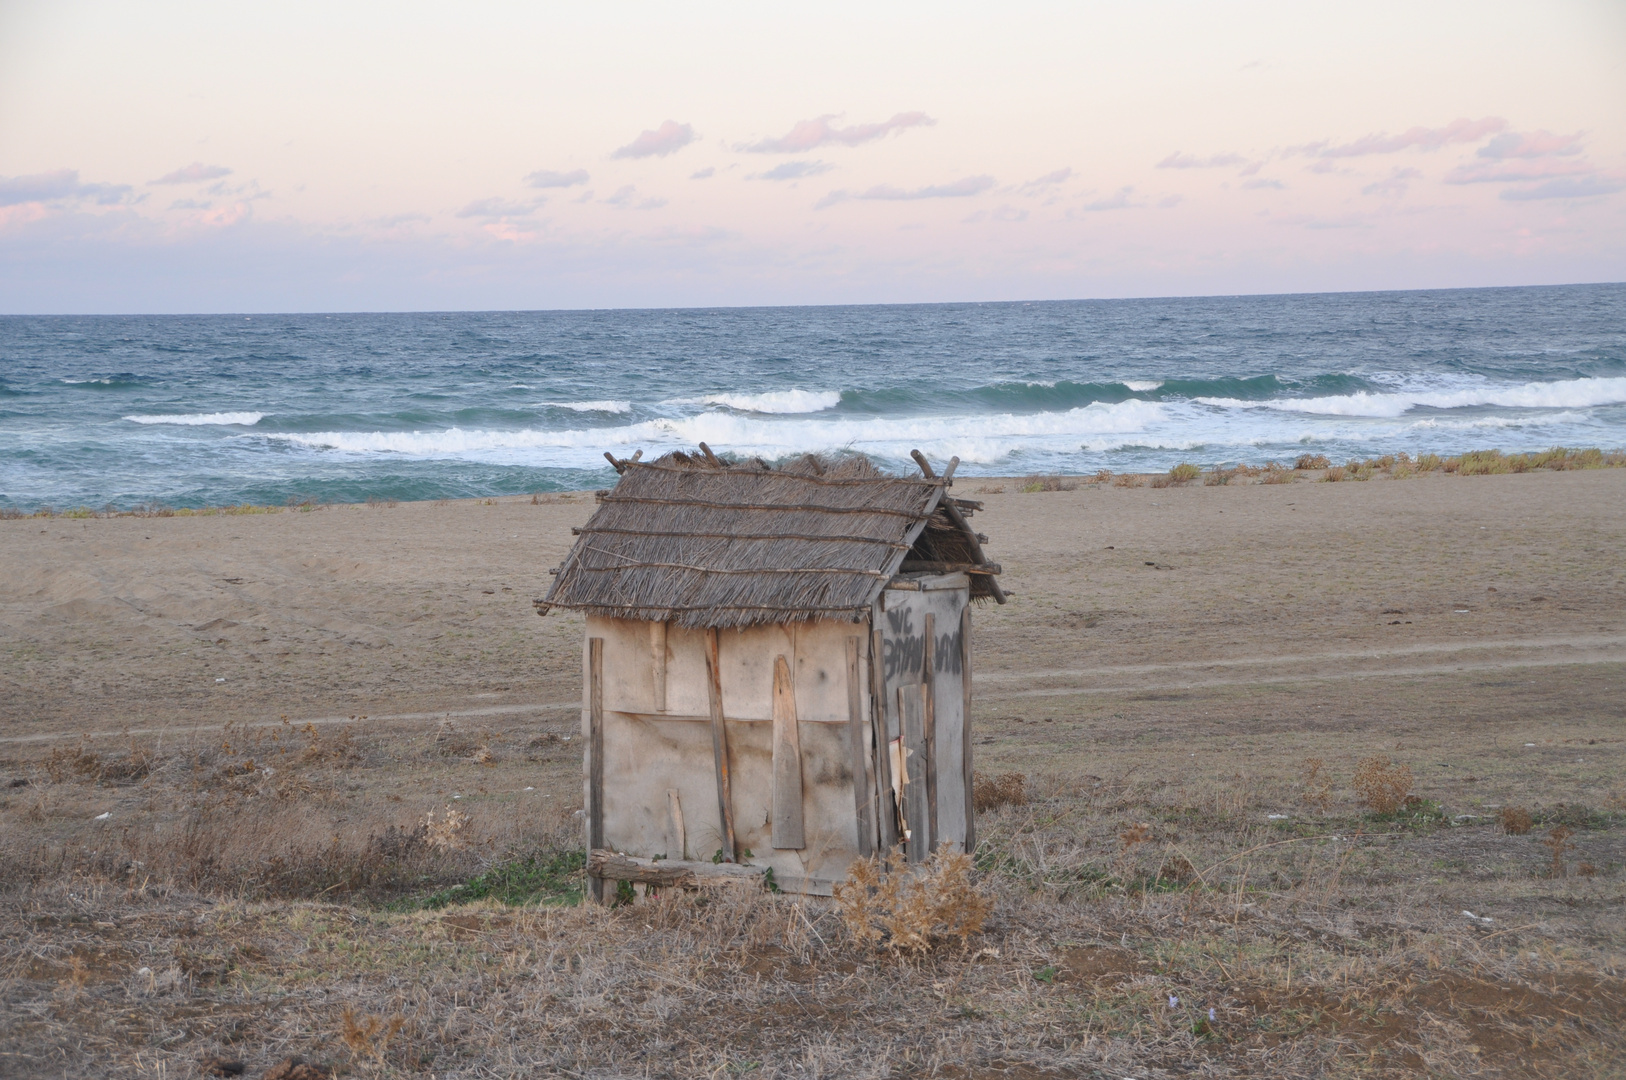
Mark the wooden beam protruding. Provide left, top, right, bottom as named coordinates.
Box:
left=960, top=603, right=975, bottom=855
left=870, top=627, right=899, bottom=851
left=771, top=655, right=805, bottom=850
left=898, top=683, right=931, bottom=863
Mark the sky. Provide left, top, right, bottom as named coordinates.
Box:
left=1, top=0, right=1624, bottom=313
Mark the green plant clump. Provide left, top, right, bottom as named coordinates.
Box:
left=396, top=849, right=587, bottom=910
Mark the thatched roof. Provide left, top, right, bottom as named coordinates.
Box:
left=538, top=448, right=1003, bottom=629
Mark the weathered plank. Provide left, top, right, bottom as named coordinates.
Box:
left=871, top=627, right=899, bottom=850
left=960, top=603, right=975, bottom=854
left=589, top=850, right=763, bottom=889
left=922, top=612, right=939, bottom=853
left=705, top=629, right=738, bottom=862
left=846, top=636, right=875, bottom=857
left=771, top=654, right=805, bottom=850
left=588, top=636, right=606, bottom=904
left=899, top=683, right=931, bottom=863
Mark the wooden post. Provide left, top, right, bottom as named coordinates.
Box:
left=898, top=684, right=931, bottom=862
left=588, top=637, right=606, bottom=904
left=705, top=629, right=738, bottom=862
left=870, top=627, right=898, bottom=850
left=960, top=603, right=975, bottom=854
left=845, top=636, right=875, bottom=857
left=922, top=612, right=939, bottom=852
left=650, top=620, right=668, bottom=713
left=771, top=655, right=805, bottom=850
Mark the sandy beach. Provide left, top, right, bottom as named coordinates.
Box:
left=4, top=466, right=1625, bottom=1077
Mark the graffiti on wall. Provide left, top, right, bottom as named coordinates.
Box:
left=882, top=606, right=963, bottom=682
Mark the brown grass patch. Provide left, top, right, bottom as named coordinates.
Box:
left=1351, top=756, right=1413, bottom=814
left=972, top=771, right=1028, bottom=812
left=1500, top=805, right=1534, bottom=835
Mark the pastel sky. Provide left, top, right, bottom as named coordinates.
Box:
left=2, top=0, right=1623, bottom=313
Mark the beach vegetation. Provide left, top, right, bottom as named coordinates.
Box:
left=1261, top=462, right=1294, bottom=484
left=1294, top=453, right=1330, bottom=470
left=1202, top=465, right=1231, bottom=485
left=1321, top=466, right=1345, bottom=482
left=1167, top=462, right=1201, bottom=484
left=1018, top=474, right=1078, bottom=493
left=1112, top=472, right=1142, bottom=487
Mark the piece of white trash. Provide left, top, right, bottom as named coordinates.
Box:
left=1168, top=995, right=1179, bottom=1008
left=524, top=786, right=534, bottom=791
left=93, top=812, right=110, bottom=821
left=215, top=677, right=226, bottom=682
left=1209, top=1008, right=1216, bottom=1022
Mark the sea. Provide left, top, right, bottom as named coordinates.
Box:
left=2, top=283, right=1624, bottom=511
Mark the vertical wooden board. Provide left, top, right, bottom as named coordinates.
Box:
left=845, top=637, right=875, bottom=857
left=922, top=612, right=938, bottom=852
left=898, top=684, right=931, bottom=863
left=771, top=654, right=805, bottom=850
left=651, top=620, right=668, bottom=713
left=667, top=788, right=687, bottom=861
left=705, top=629, right=738, bottom=862
left=588, top=637, right=606, bottom=903
left=960, top=604, right=975, bottom=853
left=870, top=626, right=899, bottom=850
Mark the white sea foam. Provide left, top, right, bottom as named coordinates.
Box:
left=700, top=390, right=841, bottom=413
left=124, top=412, right=267, bottom=426
left=1122, top=380, right=1163, bottom=392
left=536, top=400, right=633, bottom=413
left=1196, top=376, right=1626, bottom=418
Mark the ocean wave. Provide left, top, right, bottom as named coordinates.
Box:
left=700, top=390, right=841, bottom=413
left=1122, top=380, right=1163, bottom=392
left=124, top=411, right=268, bottom=426
left=260, top=399, right=1167, bottom=465
left=1196, top=376, right=1626, bottom=418
left=537, top=400, right=633, bottom=414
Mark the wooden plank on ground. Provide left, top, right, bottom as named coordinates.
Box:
left=705, top=629, right=738, bottom=862
left=960, top=604, right=975, bottom=854
left=899, top=683, right=931, bottom=863
left=589, top=850, right=763, bottom=889
left=771, top=654, right=805, bottom=850
left=846, top=636, right=875, bottom=857
left=588, top=636, right=606, bottom=904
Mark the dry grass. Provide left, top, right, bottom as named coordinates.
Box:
left=1501, top=806, right=1534, bottom=835
left=833, top=851, right=992, bottom=955
left=1016, top=474, right=1079, bottom=493
left=971, top=771, right=1028, bottom=812
left=1295, top=454, right=1332, bottom=470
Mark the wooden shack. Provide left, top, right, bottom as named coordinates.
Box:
left=536, top=446, right=1004, bottom=900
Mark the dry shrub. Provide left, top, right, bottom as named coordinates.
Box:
left=1578, top=862, right=1598, bottom=877
left=1301, top=757, right=1333, bottom=811
left=1295, top=453, right=1331, bottom=470
left=1352, top=757, right=1413, bottom=815
left=340, top=1006, right=405, bottom=1067
left=1093, top=469, right=1113, bottom=483
left=1322, top=466, right=1346, bottom=482
left=1261, top=463, right=1294, bottom=484
left=44, top=740, right=153, bottom=784
left=1203, top=466, right=1232, bottom=486
left=1157, top=852, right=1197, bottom=884
left=1500, top=806, right=1534, bottom=835
left=1167, top=462, right=1201, bottom=484
left=423, top=805, right=470, bottom=852
left=833, top=850, right=992, bottom=955
left=1018, top=475, right=1078, bottom=493
left=297, top=724, right=363, bottom=767
left=972, top=772, right=1027, bottom=813
left=1113, top=473, right=1142, bottom=488
left=264, top=1058, right=330, bottom=1080
left=1544, top=826, right=1577, bottom=878
left=1148, top=474, right=1172, bottom=489
left=1118, top=822, right=1152, bottom=852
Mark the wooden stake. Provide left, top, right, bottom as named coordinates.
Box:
left=771, top=655, right=805, bottom=850
left=846, top=637, right=875, bottom=858
left=960, top=603, right=975, bottom=854
left=705, top=629, right=738, bottom=862
left=870, top=627, right=899, bottom=851
left=588, top=636, right=606, bottom=903
left=667, top=788, right=687, bottom=861
left=922, top=612, right=939, bottom=853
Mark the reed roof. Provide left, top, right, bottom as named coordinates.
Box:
left=539, top=450, right=1001, bottom=629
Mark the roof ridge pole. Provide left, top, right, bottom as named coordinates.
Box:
left=911, top=451, right=1006, bottom=604
left=697, top=442, right=723, bottom=468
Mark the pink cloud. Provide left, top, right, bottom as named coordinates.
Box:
left=1501, top=174, right=1624, bottom=201
left=0, top=168, right=132, bottom=206
left=1476, top=130, right=1584, bottom=160
left=743, top=112, right=934, bottom=153
left=611, top=121, right=696, bottom=160
left=524, top=168, right=589, bottom=188
left=152, top=163, right=233, bottom=184
left=817, top=174, right=993, bottom=208
left=1445, top=158, right=1593, bottom=185
left=1362, top=167, right=1422, bottom=197
left=1294, top=117, right=1506, bottom=158
left=1156, top=151, right=1246, bottom=169
left=1021, top=167, right=1072, bottom=188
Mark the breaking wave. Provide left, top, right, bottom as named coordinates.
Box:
left=124, top=412, right=267, bottom=426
